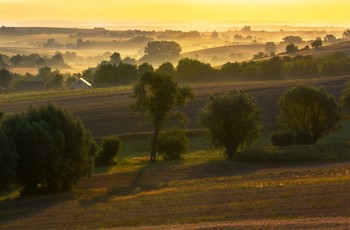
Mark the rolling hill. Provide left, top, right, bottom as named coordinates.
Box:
left=0, top=76, right=348, bottom=138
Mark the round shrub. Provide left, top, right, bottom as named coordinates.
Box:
left=158, top=129, right=189, bottom=160
left=271, top=130, right=294, bottom=146
left=96, top=136, right=121, bottom=165
left=1, top=104, right=96, bottom=195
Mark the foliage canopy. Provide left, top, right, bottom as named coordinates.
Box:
left=278, top=85, right=342, bottom=144
left=133, top=72, right=193, bottom=161
left=199, top=89, right=260, bottom=158
left=1, top=104, right=96, bottom=195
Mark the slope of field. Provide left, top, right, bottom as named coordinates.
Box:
left=1, top=158, right=350, bottom=229
left=289, top=41, right=350, bottom=58
left=181, top=44, right=265, bottom=64
left=0, top=76, right=348, bottom=137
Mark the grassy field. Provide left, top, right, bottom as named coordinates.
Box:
left=1, top=120, right=350, bottom=229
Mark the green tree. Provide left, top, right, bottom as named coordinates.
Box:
left=47, top=72, right=64, bottom=90
left=343, top=29, right=350, bottom=39
left=220, top=62, right=241, bottom=81
left=96, top=136, right=121, bottom=165
left=176, top=58, right=215, bottom=82
left=10, top=54, right=23, bottom=66
left=133, top=72, right=193, bottom=162
left=0, top=128, right=17, bottom=191
left=158, top=128, right=188, bottom=160
left=199, top=89, right=260, bottom=158
left=0, top=69, right=13, bottom=89
left=156, top=62, right=176, bottom=76
left=253, top=52, right=266, bottom=60
left=140, top=40, right=181, bottom=64
left=324, top=34, right=337, bottom=43
left=282, top=35, right=303, bottom=44
left=2, top=104, right=96, bottom=195
left=138, top=62, right=154, bottom=76
left=259, top=56, right=283, bottom=80
left=37, top=66, right=52, bottom=82
left=109, top=52, right=121, bottom=65
left=278, top=85, right=341, bottom=144
left=265, top=42, right=277, bottom=54
left=339, top=81, right=350, bottom=111
left=311, top=37, right=323, bottom=49
left=285, top=43, right=299, bottom=54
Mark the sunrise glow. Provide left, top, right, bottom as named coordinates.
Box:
left=1, top=0, right=349, bottom=28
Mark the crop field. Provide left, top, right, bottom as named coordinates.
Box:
left=1, top=152, right=350, bottom=229
left=0, top=76, right=348, bottom=137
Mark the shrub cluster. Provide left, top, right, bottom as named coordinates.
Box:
left=158, top=129, right=189, bottom=160
left=0, top=104, right=96, bottom=195
left=96, top=136, right=122, bottom=165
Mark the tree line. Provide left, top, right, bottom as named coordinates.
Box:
left=1, top=52, right=349, bottom=92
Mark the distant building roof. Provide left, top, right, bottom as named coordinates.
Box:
left=17, top=81, right=46, bottom=91
left=69, top=78, right=92, bottom=90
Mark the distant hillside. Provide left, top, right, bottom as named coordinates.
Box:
left=282, top=41, right=350, bottom=58
left=181, top=44, right=266, bottom=64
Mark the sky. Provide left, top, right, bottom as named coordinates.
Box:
left=1, top=0, right=349, bottom=29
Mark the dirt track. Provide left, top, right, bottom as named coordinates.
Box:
left=0, top=76, right=348, bottom=137
left=113, top=217, right=350, bottom=229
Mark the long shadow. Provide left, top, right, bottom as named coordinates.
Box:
left=0, top=190, right=74, bottom=225
left=77, top=158, right=343, bottom=208
left=79, top=160, right=185, bottom=207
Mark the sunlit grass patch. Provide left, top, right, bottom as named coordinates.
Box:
left=0, top=189, right=20, bottom=202
left=0, top=85, right=132, bottom=103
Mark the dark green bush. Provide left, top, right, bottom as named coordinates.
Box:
left=158, top=129, right=189, bottom=160
left=96, top=136, right=121, bottom=165
left=0, top=129, right=17, bottom=191
left=271, top=130, right=294, bottom=146
left=295, top=130, right=313, bottom=145
left=1, top=104, right=96, bottom=195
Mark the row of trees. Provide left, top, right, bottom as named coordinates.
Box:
left=0, top=67, right=69, bottom=91
left=0, top=53, right=69, bottom=69
left=90, top=52, right=350, bottom=87
left=1, top=52, right=349, bottom=92
left=132, top=71, right=347, bottom=161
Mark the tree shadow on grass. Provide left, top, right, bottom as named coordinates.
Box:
left=78, top=159, right=186, bottom=207
left=0, top=190, right=74, bottom=225
left=78, top=157, right=343, bottom=208
left=77, top=158, right=281, bottom=208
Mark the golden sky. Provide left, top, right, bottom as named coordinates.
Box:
left=1, top=0, right=349, bottom=27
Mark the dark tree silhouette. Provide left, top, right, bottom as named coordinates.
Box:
left=311, top=38, right=323, bottom=49
left=286, top=43, right=299, bottom=54
left=0, top=69, right=12, bottom=89
left=140, top=40, right=181, bottom=64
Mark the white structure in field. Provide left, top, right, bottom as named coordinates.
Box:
left=69, top=78, right=92, bottom=90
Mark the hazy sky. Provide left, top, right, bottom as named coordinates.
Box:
left=1, top=0, right=349, bottom=28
